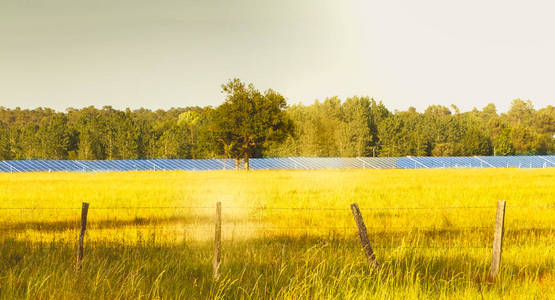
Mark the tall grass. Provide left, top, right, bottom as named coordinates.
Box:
left=0, top=168, right=553, bottom=299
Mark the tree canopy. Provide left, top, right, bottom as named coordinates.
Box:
left=0, top=85, right=553, bottom=162
left=211, top=79, right=293, bottom=169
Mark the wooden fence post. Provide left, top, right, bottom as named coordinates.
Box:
left=350, top=203, right=378, bottom=268
left=77, top=202, right=89, bottom=269
left=213, top=202, right=222, bottom=280
left=489, top=200, right=506, bottom=280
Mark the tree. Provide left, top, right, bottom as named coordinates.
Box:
left=115, top=110, right=140, bottom=159
left=178, top=110, right=200, bottom=159
left=461, top=126, right=493, bottom=156
left=534, top=106, right=555, bottom=136
left=212, top=79, right=293, bottom=170
left=156, top=120, right=186, bottom=158
left=510, top=125, right=546, bottom=155
left=304, top=98, right=342, bottom=156
left=36, top=113, right=70, bottom=159
left=0, top=98, right=553, bottom=160
left=0, top=121, right=10, bottom=160
left=506, top=98, right=534, bottom=126
left=336, top=96, right=373, bottom=157
left=424, top=105, right=451, bottom=117
left=431, top=142, right=463, bottom=156
left=376, top=115, right=406, bottom=157
left=18, top=124, right=40, bottom=159
left=494, top=128, right=514, bottom=156
left=76, top=107, right=107, bottom=160
left=480, top=103, right=498, bottom=121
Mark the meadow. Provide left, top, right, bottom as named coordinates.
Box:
left=0, top=168, right=553, bottom=299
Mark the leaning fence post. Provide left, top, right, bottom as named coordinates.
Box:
left=489, top=200, right=506, bottom=280
left=350, top=203, right=378, bottom=268
left=76, top=202, right=89, bottom=269
left=213, top=202, right=222, bottom=280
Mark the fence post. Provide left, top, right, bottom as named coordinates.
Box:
left=489, top=200, right=506, bottom=280
left=77, top=202, right=89, bottom=269
left=350, top=203, right=378, bottom=268
left=213, top=202, right=222, bottom=280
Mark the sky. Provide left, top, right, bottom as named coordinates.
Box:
left=1, top=0, right=554, bottom=113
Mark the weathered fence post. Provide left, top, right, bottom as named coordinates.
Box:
left=77, top=202, right=89, bottom=269
left=213, top=202, right=222, bottom=280
left=350, top=203, right=378, bottom=268
left=489, top=200, right=506, bottom=280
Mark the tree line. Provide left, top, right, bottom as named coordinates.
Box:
left=1, top=79, right=553, bottom=166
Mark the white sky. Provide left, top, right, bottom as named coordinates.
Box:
left=1, top=0, right=554, bottom=112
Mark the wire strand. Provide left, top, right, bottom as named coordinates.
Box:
left=0, top=205, right=553, bottom=210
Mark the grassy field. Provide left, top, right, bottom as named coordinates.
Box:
left=0, top=168, right=553, bottom=299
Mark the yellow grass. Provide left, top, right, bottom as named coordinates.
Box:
left=0, top=168, right=553, bottom=299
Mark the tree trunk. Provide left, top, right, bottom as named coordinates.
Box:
left=244, top=153, right=249, bottom=171
left=235, top=158, right=240, bottom=170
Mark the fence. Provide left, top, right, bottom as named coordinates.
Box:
left=1, top=202, right=553, bottom=281
left=0, top=155, right=554, bottom=172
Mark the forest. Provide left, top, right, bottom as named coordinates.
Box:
left=0, top=88, right=553, bottom=161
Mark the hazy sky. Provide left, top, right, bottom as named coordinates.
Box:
left=1, top=0, right=554, bottom=112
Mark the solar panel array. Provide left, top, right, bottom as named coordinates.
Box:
left=0, top=155, right=553, bottom=172
left=396, top=156, right=555, bottom=169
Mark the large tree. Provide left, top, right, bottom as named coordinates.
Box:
left=212, top=79, right=293, bottom=170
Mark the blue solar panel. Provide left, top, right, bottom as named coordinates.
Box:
left=0, top=156, right=554, bottom=172
left=8, top=160, right=42, bottom=172
left=190, top=159, right=209, bottom=170
left=78, top=160, right=104, bottom=171
left=130, top=160, right=156, bottom=171
left=196, top=159, right=220, bottom=170
left=154, top=159, right=181, bottom=170
left=250, top=158, right=291, bottom=170
left=544, top=156, right=555, bottom=167
left=42, top=160, right=67, bottom=171
left=0, top=161, right=13, bottom=172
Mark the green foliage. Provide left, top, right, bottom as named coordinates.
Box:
left=507, top=98, right=534, bottom=126
left=156, top=119, right=187, bottom=158
left=211, top=79, right=293, bottom=168
left=336, top=96, right=374, bottom=157
left=0, top=95, right=553, bottom=160
left=36, top=113, right=71, bottom=159
left=461, top=127, right=492, bottom=156
left=432, top=142, right=463, bottom=156
left=494, top=128, right=514, bottom=156
left=0, top=121, right=10, bottom=160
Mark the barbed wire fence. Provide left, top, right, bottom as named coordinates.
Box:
left=1, top=204, right=554, bottom=210
left=0, top=202, right=554, bottom=279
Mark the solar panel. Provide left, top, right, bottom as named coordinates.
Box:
left=0, top=156, right=553, bottom=172
left=0, top=161, right=13, bottom=172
